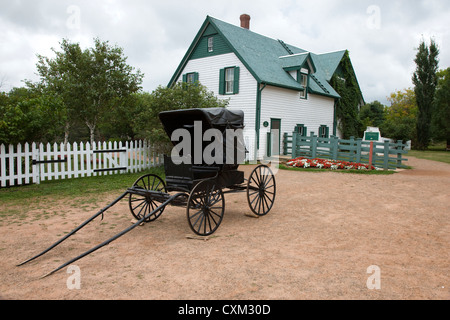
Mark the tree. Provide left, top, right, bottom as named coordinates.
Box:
left=32, top=38, right=144, bottom=145
left=360, top=100, right=386, bottom=130
left=98, top=92, right=147, bottom=141
left=431, top=68, right=450, bottom=150
left=380, top=88, right=418, bottom=143
left=133, top=82, right=229, bottom=154
left=330, top=51, right=364, bottom=139
left=412, top=39, right=439, bottom=150
left=0, top=87, right=65, bottom=145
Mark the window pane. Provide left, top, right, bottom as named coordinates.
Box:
left=301, top=74, right=308, bottom=87
left=225, top=68, right=234, bottom=93
left=208, top=37, right=214, bottom=52
left=300, top=90, right=306, bottom=99
left=187, top=73, right=195, bottom=83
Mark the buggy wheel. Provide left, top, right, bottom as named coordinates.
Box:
left=187, top=180, right=225, bottom=236
left=129, top=174, right=167, bottom=223
left=247, top=165, right=276, bottom=216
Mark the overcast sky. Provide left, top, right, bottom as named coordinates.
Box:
left=1, top=0, right=449, bottom=105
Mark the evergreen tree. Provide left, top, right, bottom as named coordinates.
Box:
left=431, top=68, right=450, bottom=150
left=412, top=39, right=439, bottom=150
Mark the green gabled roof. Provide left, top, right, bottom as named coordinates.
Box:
left=208, top=17, right=306, bottom=90
left=312, top=51, right=347, bottom=81
left=169, top=16, right=354, bottom=99
left=279, top=52, right=317, bottom=74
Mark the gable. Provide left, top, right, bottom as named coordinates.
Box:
left=191, top=24, right=233, bottom=60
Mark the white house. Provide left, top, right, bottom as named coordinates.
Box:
left=168, top=15, right=364, bottom=160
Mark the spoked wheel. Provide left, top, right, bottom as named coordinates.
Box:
left=129, top=174, right=167, bottom=223
left=187, top=180, right=225, bottom=236
left=247, top=165, right=276, bottom=216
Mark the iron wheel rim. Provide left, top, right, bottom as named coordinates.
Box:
left=247, top=165, right=276, bottom=216
left=187, top=180, right=225, bottom=236
left=129, top=174, right=167, bottom=223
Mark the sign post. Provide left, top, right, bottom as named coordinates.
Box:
left=364, top=132, right=379, bottom=171
left=369, top=141, right=374, bottom=170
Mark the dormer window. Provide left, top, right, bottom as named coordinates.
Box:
left=299, top=72, right=308, bottom=99
left=300, top=73, right=308, bottom=88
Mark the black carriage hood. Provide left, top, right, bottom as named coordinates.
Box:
left=159, top=108, right=245, bottom=140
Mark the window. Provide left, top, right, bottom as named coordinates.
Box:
left=186, top=73, right=195, bottom=84
left=295, top=124, right=307, bottom=137
left=219, top=66, right=240, bottom=95
left=300, top=90, right=307, bottom=99
left=183, top=72, right=199, bottom=84
left=319, top=125, right=329, bottom=139
left=208, top=37, right=214, bottom=53
left=300, top=74, right=308, bottom=87
left=225, top=68, right=234, bottom=94
left=299, top=73, right=308, bottom=99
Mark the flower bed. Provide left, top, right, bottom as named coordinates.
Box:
left=285, top=157, right=378, bottom=171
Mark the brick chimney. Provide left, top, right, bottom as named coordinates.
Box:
left=240, top=14, right=251, bottom=30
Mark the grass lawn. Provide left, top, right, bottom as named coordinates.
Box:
left=0, top=166, right=165, bottom=214
left=407, top=142, right=450, bottom=165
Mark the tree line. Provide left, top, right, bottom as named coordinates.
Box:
left=0, top=38, right=227, bottom=152
left=1, top=38, right=448, bottom=150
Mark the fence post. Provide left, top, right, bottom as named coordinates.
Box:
left=0, top=144, right=6, bottom=187
left=396, top=140, right=404, bottom=168
left=283, top=133, right=288, bottom=156
left=383, top=140, right=390, bottom=170
left=331, top=136, right=339, bottom=160
left=356, top=138, right=362, bottom=163
left=291, top=132, right=297, bottom=159
left=347, top=137, right=354, bottom=162
left=24, top=143, right=30, bottom=185
left=31, top=143, right=39, bottom=184
left=311, top=135, right=317, bottom=159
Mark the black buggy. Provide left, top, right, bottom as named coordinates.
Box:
left=18, top=108, right=277, bottom=277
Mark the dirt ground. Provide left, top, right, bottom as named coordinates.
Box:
left=0, top=157, right=448, bottom=300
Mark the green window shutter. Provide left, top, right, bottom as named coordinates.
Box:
left=219, top=68, right=225, bottom=95
left=295, top=124, right=307, bottom=136
left=233, top=66, right=240, bottom=94
left=182, top=74, right=187, bottom=83
left=319, top=125, right=329, bottom=138
left=194, top=72, right=199, bottom=83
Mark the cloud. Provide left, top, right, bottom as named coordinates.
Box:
left=1, top=0, right=449, bottom=105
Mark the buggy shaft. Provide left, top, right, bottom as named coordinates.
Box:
left=40, top=193, right=187, bottom=279
left=17, top=191, right=130, bottom=267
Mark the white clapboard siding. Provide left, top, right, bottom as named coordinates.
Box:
left=177, top=52, right=259, bottom=160
left=259, top=85, right=335, bottom=157
left=0, top=141, right=162, bottom=187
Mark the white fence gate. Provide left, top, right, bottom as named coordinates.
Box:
left=0, top=141, right=163, bottom=187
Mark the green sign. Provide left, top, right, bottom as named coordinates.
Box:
left=365, top=132, right=380, bottom=141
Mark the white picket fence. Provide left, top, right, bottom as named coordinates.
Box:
left=0, top=140, right=163, bottom=187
